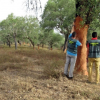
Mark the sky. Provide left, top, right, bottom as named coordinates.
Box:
left=0, top=0, right=48, bottom=21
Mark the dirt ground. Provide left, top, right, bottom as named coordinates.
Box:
left=0, top=47, right=100, bottom=100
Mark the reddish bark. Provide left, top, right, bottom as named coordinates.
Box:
left=74, top=16, right=88, bottom=76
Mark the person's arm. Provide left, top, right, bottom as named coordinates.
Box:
left=76, top=40, right=82, bottom=47
left=68, top=23, right=75, bottom=38
left=70, top=24, right=75, bottom=34
left=80, top=44, right=82, bottom=46
left=69, top=22, right=75, bottom=34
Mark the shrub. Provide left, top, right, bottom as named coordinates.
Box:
left=43, top=59, right=64, bottom=78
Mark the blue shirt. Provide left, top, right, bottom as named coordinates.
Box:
left=67, top=34, right=81, bottom=56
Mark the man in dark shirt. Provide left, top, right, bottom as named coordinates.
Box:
left=87, top=32, right=100, bottom=84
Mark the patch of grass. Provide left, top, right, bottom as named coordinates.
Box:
left=12, top=81, right=33, bottom=92
left=0, top=62, right=31, bottom=71
left=80, top=91, right=96, bottom=99
left=93, top=97, right=100, bottom=100
left=0, top=50, right=28, bottom=64
left=43, top=59, right=64, bottom=78
left=0, top=46, right=100, bottom=100
left=15, top=47, right=65, bottom=61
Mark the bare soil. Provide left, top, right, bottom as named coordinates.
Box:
left=0, top=47, right=100, bottom=100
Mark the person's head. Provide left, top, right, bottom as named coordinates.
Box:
left=72, top=32, right=76, bottom=38
left=92, top=32, right=97, bottom=38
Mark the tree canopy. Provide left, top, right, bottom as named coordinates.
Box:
left=76, top=0, right=100, bottom=25
left=0, top=13, right=64, bottom=50
left=41, top=0, right=75, bottom=35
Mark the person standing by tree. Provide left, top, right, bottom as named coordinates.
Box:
left=64, top=24, right=82, bottom=79
left=87, top=32, right=100, bottom=84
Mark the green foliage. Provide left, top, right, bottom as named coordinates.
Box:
left=41, top=0, right=100, bottom=42
left=47, top=30, right=64, bottom=48
left=0, top=14, right=43, bottom=48
left=0, top=13, right=26, bottom=48
left=41, top=0, right=75, bottom=35
left=38, top=29, right=64, bottom=48
left=76, top=0, right=100, bottom=25
left=38, top=30, right=48, bottom=45
left=6, top=13, right=25, bottom=37
left=0, top=13, right=64, bottom=49
left=23, top=16, right=40, bottom=46
left=87, top=18, right=100, bottom=40
left=87, top=27, right=100, bottom=40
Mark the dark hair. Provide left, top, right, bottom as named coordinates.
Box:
left=92, top=32, right=97, bottom=38
left=72, top=32, right=76, bottom=37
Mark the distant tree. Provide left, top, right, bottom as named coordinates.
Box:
left=0, top=19, right=13, bottom=47
left=38, top=30, right=49, bottom=48
left=0, top=13, right=25, bottom=49
left=23, top=16, right=40, bottom=49
left=47, top=30, right=64, bottom=50
left=6, top=14, right=25, bottom=49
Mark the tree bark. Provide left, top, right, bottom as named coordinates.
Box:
left=14, top=33, right=17, bottom=50
left=74, top=16, right=88, bottom=75
left=6, top=36, right=11, bottom=48
left=31, top=42, right=34, bottom=49
left=51, top=45, right=52, bottom=50
left=18, top=40, right=21, bottom=46
left=38, top=44, right=39, bottom=49
left=27, top=37, right=35, bottom=49
left=7, top=40, right=11, bottom=47
left=42, top=44, right=44, bottom=48
left=14, top=37, right=17, bottom=50
left=63, top=34, right=69, bottom=51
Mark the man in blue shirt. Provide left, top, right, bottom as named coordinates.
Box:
left=64, top=25, right=82, bottom=79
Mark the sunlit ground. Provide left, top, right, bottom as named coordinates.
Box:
left=0, top=44, right=100, bottom=100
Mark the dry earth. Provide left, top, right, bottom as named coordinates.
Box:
left=0, top=47, right=100, bottom=100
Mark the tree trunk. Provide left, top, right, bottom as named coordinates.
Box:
left=18, top=40, right=21, bottom=46
left=30, top=41, right=34, bottom=49
left=8, top=41, right=11, bottom=48
left=27, top=37, right=35, bottom=49
left=63, top=34, right=69, bottom=51
left=33, top=43, right=35, bottom=49
left=7, top=41, right=11, bottom=47
left=38, top=44, right=39, bottom=49
left=42, top=44, right=44, bottom=48
left=14, top=33, right=17, bottom=50
left=50, top=45, right=52, bottom=50
left=74, top=16, right=88, bottom=75
left=14, top=37, right=17, bottom=50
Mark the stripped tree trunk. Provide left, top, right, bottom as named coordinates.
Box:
left=74, top=16, right=88, bottom=75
